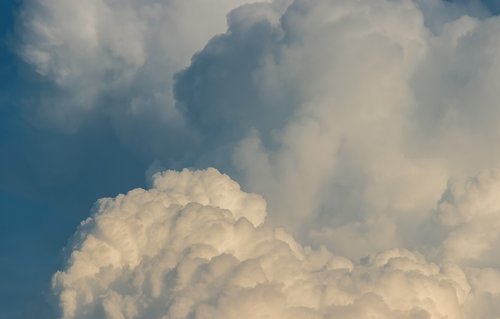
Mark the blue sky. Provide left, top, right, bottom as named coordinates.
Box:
left=0, top=1, right=147, bottom=317
left=1, top=0, right=500, bottom=318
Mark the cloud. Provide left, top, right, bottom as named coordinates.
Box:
left=175, top=0, right=442, bottom=254
left=434, top=168, right=500, bottom=268
left=174, top=0, right=500, bottom=258
left=11, top=0, right=500, bottom=317
left=54, top=168, right=482, bottom=319
left=18, top=0, right=500, bottom=245
left=18, top=0, right=262, bottom=160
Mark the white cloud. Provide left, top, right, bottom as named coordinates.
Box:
left=54, top=168, right=484, bottom=319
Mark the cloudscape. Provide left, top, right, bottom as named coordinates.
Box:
left=2, top=0, right=500, bottom=318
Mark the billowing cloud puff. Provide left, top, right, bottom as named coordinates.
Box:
left=54, top=168, right=489, bottom=319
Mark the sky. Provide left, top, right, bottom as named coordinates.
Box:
left=1, top=0, right=500, bottom=318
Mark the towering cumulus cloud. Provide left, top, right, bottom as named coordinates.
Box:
left=55, top=168, right=475, bottom=319
left=174, top=0, right=500, bottom=258
left=16, top=0, right=500, bottom=318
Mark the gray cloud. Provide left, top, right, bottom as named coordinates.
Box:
left=18, top=0, right=261, bottom=161
left=173, top=0, right=500, bottom=258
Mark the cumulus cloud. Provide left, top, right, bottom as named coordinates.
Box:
left=174, top=0, right=500, bottom=257
left=14, top=0, right=500, bottom=317
left=176, top=0, right=443, bottom=254
left=19, top=0, right=500, bottom=248
left=55, top=168, right=490, bottom=319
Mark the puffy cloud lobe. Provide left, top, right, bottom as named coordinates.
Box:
left=54, top=168, right=478, bottom=319
left=53, top=168, right=267, bottom=318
